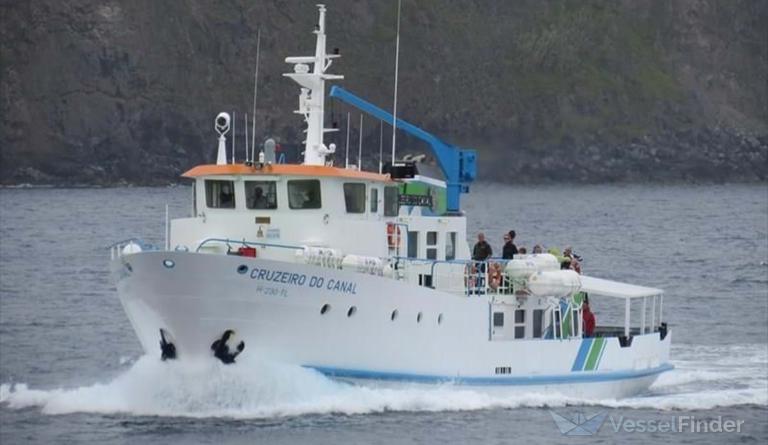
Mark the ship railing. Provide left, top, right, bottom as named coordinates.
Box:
left=195, top=238, right=306, bottom=254
left=421, top=258, right=512, bottom=296
left=388, top=256, right=435, bottom=283
left=108, top=238, right=159, bottom=260
left=543, top=296, right=584, bottom=340
left=387, top=257, right=514, bottom=296
left=590, top=292, right=665, bottom=340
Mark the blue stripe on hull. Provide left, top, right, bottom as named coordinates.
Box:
left=305, top=363, right=674, bottom=386
left=571, top=338, right=593, bottom=371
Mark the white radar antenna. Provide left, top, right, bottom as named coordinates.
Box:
left=284, top=4, right=343, bottom=166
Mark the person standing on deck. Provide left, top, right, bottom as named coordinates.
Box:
left=472, top=233, right=493, bottom=262
left=502, top=230, right=518, bottom=259
left=472, top=233, right=493, bottom=293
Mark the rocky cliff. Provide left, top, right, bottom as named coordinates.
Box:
left=1, top=0, right=766, bottom=185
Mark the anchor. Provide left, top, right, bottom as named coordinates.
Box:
left=159, top=328, right=177, bottom=360
left=211, top=329, right=245, bottom=364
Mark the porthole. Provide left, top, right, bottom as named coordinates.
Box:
left=437, top=313, right=444, bottom=325
left=391, top=309, right=399, bottom=321
left=347, top=306, right=357, bottom=317
left=162, top=259, right=175, bottom=269
left=320, top=304, right=331, bottom=315
left=416, top=312, right=423, bottom=323
left=237, top=265, right=248, bottom=274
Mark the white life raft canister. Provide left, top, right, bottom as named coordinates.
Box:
left=528, top=269, right=581, bottom=297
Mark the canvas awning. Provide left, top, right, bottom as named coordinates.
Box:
left=579, top=275, right=663, bottom=299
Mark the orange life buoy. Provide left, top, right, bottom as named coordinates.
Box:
left=488, top=263, right=502, bottom=290
left=386, top=223, right=401, bottom=249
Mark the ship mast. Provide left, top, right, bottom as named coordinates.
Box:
left=284, top=4, right=343, bottom=166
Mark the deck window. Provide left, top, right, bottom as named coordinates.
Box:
left=533, top=309, right=544, bottom=338
left=370, top=188, right=379, bottom=213
left=205, top=180, right=235, bottom=209
left=343, top=183, right=366, bottom=213
left=288, top=180, right=322, bottom=209
left=514, top=309, right=526, bottom=339
left=384, top=186, right=399, bottom=216
left=407, top=231, right=419, bottom=258
left=446, top=232, right=457, bottom=261
left=245, top=181, right=277, bottom=209
left=426, top=231, right=438, bottom=260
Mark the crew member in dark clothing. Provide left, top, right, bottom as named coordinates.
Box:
left=472, top=233, right=493, bottom=294
left=472, top=232, right=493, bottom=261
left=502, top=230, right=518, bottom=259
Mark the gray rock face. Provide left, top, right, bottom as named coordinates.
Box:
left=1, top=0, right=766, bottom=185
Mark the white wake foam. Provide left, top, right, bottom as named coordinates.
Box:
left=1, top=344, right=765, bottom=418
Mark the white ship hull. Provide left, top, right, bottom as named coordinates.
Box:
left=112, top=251, right=672, bottom=399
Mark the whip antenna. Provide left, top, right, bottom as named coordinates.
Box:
left=358, top=114, right=363, bottom=170
left=390, top=0, right=402, bottom=165
left=232, top=111, right=237, bottom=163
left=251, top=28, right=261, bottom=161
left=345, top=111, right=351, bottom=168
left=244, top=113, right=249, bottom=164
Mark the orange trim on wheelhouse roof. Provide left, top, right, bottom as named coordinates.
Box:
left=182, top=163, right=394, bottom=182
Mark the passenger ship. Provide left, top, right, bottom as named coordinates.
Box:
left=110, top=5, right=672, bottom=398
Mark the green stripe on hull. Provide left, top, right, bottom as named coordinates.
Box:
left=584, top=337, right=606, bottom=371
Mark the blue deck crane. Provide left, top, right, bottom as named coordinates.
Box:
left=329, top=86, right=476, bottom=214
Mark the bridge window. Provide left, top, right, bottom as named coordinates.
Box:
left=384, top=186, right=399, bottom=216
left=205, top=180, right=235, bottom=209
left=343, top=183, right=366, bottom=213
left=446, top=232, right=457, bottom=261
left=370, top=188, right=379, bottom=213
left=245, top=181, right=277, bottom=209
left=493, top=312, right=504, bottom=327
left=288, top=180, right=322, bottom=209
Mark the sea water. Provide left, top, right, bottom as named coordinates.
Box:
left=1, top=184, right=766, bottom=444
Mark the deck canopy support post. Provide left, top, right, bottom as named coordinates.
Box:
left=651, top=294, right=657, bottom=332
left=659, top=294, right=664, bottom=325
left=624, top=297, right=631, bottom=337
left=641, top=296, right=647, bottom=334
